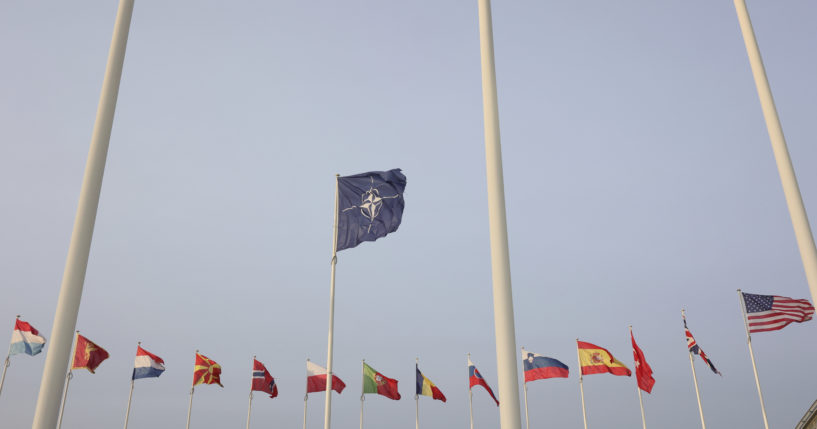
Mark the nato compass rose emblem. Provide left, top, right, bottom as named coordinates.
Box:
left=342, top=176, right=400, bottom=233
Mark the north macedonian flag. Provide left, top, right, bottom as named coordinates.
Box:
left=416, top=365, right=446, bottom=402
left=71, top=334, right=109, bottom=374
left=577, top=340, right=631, bottom=377
left=363, top=362, right=401, bottom=400
left=193, top=352, right=223, bottom=387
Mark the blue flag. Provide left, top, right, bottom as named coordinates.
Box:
left=336, top=169, right=406, bottom=251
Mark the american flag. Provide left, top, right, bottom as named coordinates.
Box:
left=683, top=316, right=720, bottom=375
left=742, top=292, right=814, bottom=334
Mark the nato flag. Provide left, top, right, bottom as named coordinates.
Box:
left=336, top=169, right=406, bottom=251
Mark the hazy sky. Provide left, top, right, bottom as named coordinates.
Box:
left=1, top=1, right=816, bottom=428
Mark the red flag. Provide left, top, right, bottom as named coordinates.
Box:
left=631, top=331, right=655, bottom=393
left=252, top=359, right=278, bottom=398
left=71, top=334, right=109, bottom=374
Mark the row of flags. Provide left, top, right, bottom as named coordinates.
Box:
left=3, top=291, right=812, bottom=396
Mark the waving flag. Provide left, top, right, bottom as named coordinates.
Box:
left=133, top=345, right=165, bottom=380
left=683, top=316, right=720, bottom=375
left=9, top=319, right=46, bottom=357
left=468, top=358, right=498, bottom=406
left=306, top=361, right=346, bottom=394
left=416, top=365, right=446, bottom=402
left=252, top=359, right=278, bottom=398
left=742, top=292, right=814, bottom=333
left=577, top=341, right=631, bottom=376
left=336, top=169, right=406, bottom=251
left=71, top=334, right=109, bottom=374
left=363, top=362, right=400, bottom=400
left=193, top=352, right=223, bottom=387
left=630, top=332, right=655, bottom=393
left=521, top=348, right=569, bottom=382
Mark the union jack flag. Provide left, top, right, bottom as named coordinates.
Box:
left=683, top=315, right=720, bottom=375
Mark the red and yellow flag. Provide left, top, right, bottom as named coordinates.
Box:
left=71, top=334, right=109, bottom=374
left=577, top=340, right=631, bottom=377
left=193, top=352, right=223, bottom=387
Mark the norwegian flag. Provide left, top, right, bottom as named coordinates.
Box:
left=683, top=316, right=720, bottom=376
left=252, top=359, right=278, bottom=398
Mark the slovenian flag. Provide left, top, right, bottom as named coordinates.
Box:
left=9, top=319, right=46, bottom=357
left=133, top=345, right=165, bottom=380
left=521, top=348, right=569, bottom=382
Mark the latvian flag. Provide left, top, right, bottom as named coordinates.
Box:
left=742, top=292, right=815, bottom=333
left=306, top=360, right=346, bottom=394
left=252, top=359, right=278, bottom=398
left=9, top=319, right=46, bottom=357
left=133, top=345, right=165, bottom=380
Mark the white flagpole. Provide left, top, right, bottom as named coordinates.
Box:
left=733, top=0, right=817, bottom=305
left=324, top=174, right=340, bottom=429
left=737, top=290, right=770, bottom=429
left=576, top=340, right=587, bottom=429
left=683, top=311, right=706, bottom=429
left=359, top=359, right=365, bottom=429
left=415, top=357, right=419, bottom=429
left=123, top=341, right=139, bottom=429
left=303, top=358, right=309, bottom=429
left=186, top=349, right=198, bottom=429
left=468, top=353, right=474, bottom=429
left=522, top=382, right=529, bottom=429
left=246, top=355, right=255, bottom=429
left=477, top=1, right=522, bottom=429
left=32, top=1, right=135, bottom=427
left=629, top=327, right=647, bottom=429
left=0, top=315, right=19, bottom=398
left=56, top=332, right=79, bottom=429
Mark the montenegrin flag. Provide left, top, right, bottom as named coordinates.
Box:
left=416, top=365, right=446, bottom=402
left=363, top=362, right=401, bottom=400
left=9, top=318, right=46, bottom=357
left=193, top=352, right=223, bottom=387
left=577, top=340, right=631, bottom=377
left=133, top=345, right=165, bottom=380
left=71, top=334, right=109, bottom=374
left=306, top=360, right=346, bottom=394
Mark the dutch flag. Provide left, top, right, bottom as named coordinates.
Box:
left=133, top=345, right=165, bottom=380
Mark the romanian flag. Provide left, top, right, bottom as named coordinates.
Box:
left=416, top=365, right=446, bottom=402
left=577, top=340, right=631, bottom=377
left=193, top=352, right=223, bottom=387
left=71, top=334, right=109, bottom=374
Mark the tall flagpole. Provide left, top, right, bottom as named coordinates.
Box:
left=629, top=327, right=647, bottom=429
left=56, top=332, right=79, bottom=429
left=0, top=315, right=19, bottom=398
left=415, top=357, right=420, bottom=429
left=186, top=349, right=198, bottom=429
left=576, top=340, right=587, bottom=429
left=324, top=174, right=340, bottom=429
left=123, top=341, right=139, bottom=429
left=468, top=353, right=474, bottom=429
left=737, top=290, right=770, bottom=429
left=246, top=355, right=255, bottom=429
left=477, top=1, right=522, bottom=428
left=522, top=382, right=529, bottom=429
left=303, top=358, right=309, bottom=429
left=733, top=0, right=817, bottom=305
left=32, top=1, right=135, bottom=427
left=683, top=310, right=706, bottom=429
left=359, top=359, right=365, bottom=429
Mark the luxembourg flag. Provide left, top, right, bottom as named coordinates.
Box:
left=133, top=345, right=165, bottom=380
left=9, top=319, right=46, bottom=357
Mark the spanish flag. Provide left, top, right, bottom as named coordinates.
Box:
left=193, top=352, right=223, bottom=387
left=577, top=340, right=631, bottom=376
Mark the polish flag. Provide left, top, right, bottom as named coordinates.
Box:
left=306, top=361, right=346, bottom=394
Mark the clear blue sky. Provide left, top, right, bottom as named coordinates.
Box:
left=1, top=1, right=816, bottom=428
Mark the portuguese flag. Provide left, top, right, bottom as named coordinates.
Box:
left=362, top=363, right=401, bottom=400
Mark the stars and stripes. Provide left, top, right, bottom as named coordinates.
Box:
left=742, top=292, right=815, bottom=334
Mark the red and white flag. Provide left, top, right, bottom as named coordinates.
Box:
left=306, top=361, right=346, bottom=394
left=631, top=331, right=655, bottom=393
left=252, top=359, right=278, bottom=398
